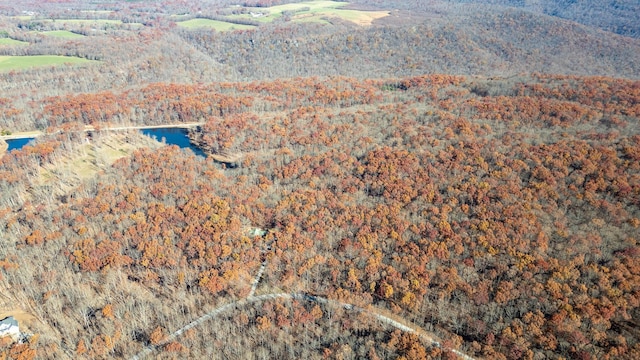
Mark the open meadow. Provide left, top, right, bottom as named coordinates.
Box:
left=176, top=18, right=256, bottom=31
left=225, top=0, right=389, bottom=25
left=38, top=30, right=85, bottom=38
left=0, top=38, right=28, bottom=46
left=0, top=55, right=95, bottom=71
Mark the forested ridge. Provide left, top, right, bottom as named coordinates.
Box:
left=0, top=0, right=638, bottom=359
left=1, top=0, right=639, bottom=127
left=0, top=73, right=638, bottom=359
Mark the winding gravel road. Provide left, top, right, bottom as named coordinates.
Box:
left=130, top=291, right=475, bottom=360
left=130, top=237, right=475, bottom=360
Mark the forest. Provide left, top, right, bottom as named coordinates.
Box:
left=0, top=0, right=638, bottom=359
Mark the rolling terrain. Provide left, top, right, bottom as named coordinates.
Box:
left=0, top=1, right=637, bottom=359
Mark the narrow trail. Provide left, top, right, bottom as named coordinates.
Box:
left=248, top=261, right=266, bottom=298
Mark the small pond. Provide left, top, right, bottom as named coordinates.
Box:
left=6, top=137, right=35, bottom=151
left=4, top=129, right=207, bottom=158
left=141, top=128, right=206, bottom=157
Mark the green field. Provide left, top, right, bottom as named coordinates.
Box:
left=308, top=8, right=389, bottom=24
left=52, top=19, right=123, bottom=25
left=0, top=55, right=95, bottom=71
left=290, top=15, right=332, bottom=25
left=225, top=1, right=388, bottom=26
left=0, top=38, right=29, bottom=46
left=41, top=30, right=85, bottom=38
left=176, top=19, right=256, bottom=31
left=248, top=0, right=345, bottom=18
left=226, top=13, right=274, bottom=24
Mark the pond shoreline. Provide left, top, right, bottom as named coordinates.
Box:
left=141, top=127, right=207, bottom=157
left=0, top=124, right=232, bottom=166
left=0, top=122, right=203, bottom=141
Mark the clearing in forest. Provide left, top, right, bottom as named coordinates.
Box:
left=174, top=1, right=388, bottom=29
left=27, top=19, right=123, bottom=25
left=0, top=55, right=95, bottom=71
left=176, top=18, right=256, bottom=31
left=39, top=30, right=85, bottom=38
left=38, top=132, right=162, bottom=187
left=226, top=1, right=389, bottom=26
left=0, top=38, right=28, bottom=46
left=46, top=19, right=122, bottom=25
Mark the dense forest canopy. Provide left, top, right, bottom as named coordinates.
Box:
left=0, top=0, right=638, bottom=359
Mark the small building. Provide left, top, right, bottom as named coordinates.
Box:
left=0, top=317, right=20, bottom=342
left=249, top=228, right=267, bottom=237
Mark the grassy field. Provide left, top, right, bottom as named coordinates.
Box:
left=50, top=19, right=144, bottom=28
left=226, top=13, right=273, bottom=24
left=0, top=55, right=95, bottom=71
left=250, top=0, right=345, bottom=17
left=309, top=8, right=389, bottom=25
left=40, top=30, right=85, bottom=38
left=0, top=38, right=29, bottom=46
left=37, top=132, right=163, bottom=193
left=51, top=19, right=123, bottom=25
left=12, top=17, right=123, bottom=24
left=290, top=15, right=332, bottom=25
left=225, top=1, right=388, bottom=26
left=176, top=19, right=256, bottom=31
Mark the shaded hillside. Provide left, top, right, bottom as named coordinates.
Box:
left=179, top=6, right=640, bottom=80
left=456, top=0, right=640, bottom=38
left=351, top=0, right=640, bottom=38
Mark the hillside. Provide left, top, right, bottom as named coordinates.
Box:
left=0, top=74, right=638, bottom=359
left=350, top=0, right=640, bottom=38
left=450, top=0, right=640, bottom=38
left=178, top=7, right=640, bottom=80
left=0, top=0, right=638, bottom=133
left=0, top=1, right=638, bottom=359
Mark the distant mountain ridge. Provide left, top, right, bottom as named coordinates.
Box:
left=470, top=0, right=640, bottom=38
left=181, top=5, right=640, bottom=80
left=351, top=0, right=640, bottom=38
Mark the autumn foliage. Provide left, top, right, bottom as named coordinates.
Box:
left=0, top=74, right=639, bottom=359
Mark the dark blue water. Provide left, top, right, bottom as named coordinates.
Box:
left=141, top=128, right=206, bottom=157
left=4, top=130, right=206, bottom=157
left=6, top=137, right=35, bottom=151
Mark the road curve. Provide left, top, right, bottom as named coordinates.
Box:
left=129, top=292, right=476, bottom=360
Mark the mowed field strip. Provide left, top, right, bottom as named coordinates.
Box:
left=0, top=55, right=96, bottom=71
left=176, top=19, right=256, bottom=31
left=39, top=30, right=85, bottom=38
left=0, top=38, right=29, bottom=46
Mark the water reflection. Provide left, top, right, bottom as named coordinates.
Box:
left=6, top=138, right=35, bottom=151
left=141, top=128, right=206, bottom=157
